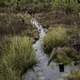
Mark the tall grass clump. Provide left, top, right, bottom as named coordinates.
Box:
left=0, top=36, right=36, bottom=80
left=43, top=27, right=68, bottom=54
left=43, top=27, right=80, bottom=64
left=52, top=47, right=79, bottom=65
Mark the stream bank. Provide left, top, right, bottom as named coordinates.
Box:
left=23, top=17, right=79, bottom=80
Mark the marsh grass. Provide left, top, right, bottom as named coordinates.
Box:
left=43, top=27, right=68, bottom=54
left=43, top=27, right=80, bottom=64
left=0, top=36, right=36, bottom=80
left=44, top=27, right=80, bottom=54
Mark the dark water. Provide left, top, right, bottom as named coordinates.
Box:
left=23, top=18, right=79, bottom=80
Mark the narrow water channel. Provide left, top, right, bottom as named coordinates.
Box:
left=23, top=18, right=77, bottom=80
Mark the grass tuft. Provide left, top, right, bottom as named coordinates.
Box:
left=43, top=27, right=68, bottom=54
left=43, top=27, right=80, bottom=64
left=0, top=36, right=36, bottom=80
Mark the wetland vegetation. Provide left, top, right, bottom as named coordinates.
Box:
left=0, top=0, right=80, bottom=80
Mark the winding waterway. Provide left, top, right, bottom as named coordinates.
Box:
left=23, top=17, right=78, bottom=80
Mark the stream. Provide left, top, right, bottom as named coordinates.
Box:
left=23, top=18, right=79, bottom=80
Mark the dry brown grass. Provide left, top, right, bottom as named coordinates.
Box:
left=0, top=13, right=38, bottom=40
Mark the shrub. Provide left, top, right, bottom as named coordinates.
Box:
left=0, top=36, right=36, bottom=80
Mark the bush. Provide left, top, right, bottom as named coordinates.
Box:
left=43, top=27, right=68, bottom=54
left=0, top=36, right=36, bottom=80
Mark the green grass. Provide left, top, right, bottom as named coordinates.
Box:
left=43, top=26, right=80, bottom=64
left=43, top=27, right=68, bottom=54
left=0, top=36, right=36, bottom=80
left=52, top=47, right=79, bottom=65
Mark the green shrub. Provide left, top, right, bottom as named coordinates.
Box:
left=43, top=27, right=68, bottom=54
left=0, top=36, right=36, bottom=80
